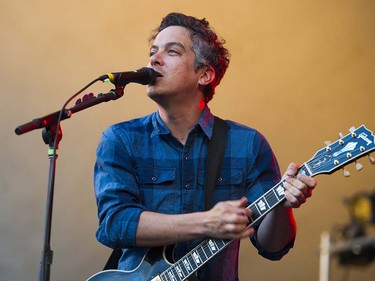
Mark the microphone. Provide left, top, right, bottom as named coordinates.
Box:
left=99, top=67, right=157, bottom=86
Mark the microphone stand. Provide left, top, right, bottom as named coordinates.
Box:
left=39, top=124, right=61, bottom=281
left=15, top=85, right=125, bottom=281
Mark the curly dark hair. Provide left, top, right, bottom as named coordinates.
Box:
left=149, top=12, right=230, bottom=103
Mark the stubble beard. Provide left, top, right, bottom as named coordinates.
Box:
left=147, top=87, right=168, bottom=105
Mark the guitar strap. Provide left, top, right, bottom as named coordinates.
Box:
left=204, top=116, right=228, bottom=210
left=103, top=116, right=228, bottom=273
left=189, top=116, right=228, bottom=281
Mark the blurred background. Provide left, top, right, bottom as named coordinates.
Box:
left=1, top=1, right=374, bottom=280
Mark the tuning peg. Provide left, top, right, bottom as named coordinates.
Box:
left=369, top=155, right=375, bottom=165
left=355, top=161, right=363, bottom=171
left=338, top=132, right=345, bottom=145
left=349, top=126, right=358, bottom=137
left=324, top=141, right=331, bottom=146
left=342, top=168, right=351, bottom=177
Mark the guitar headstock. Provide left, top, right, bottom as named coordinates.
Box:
left=305, top=125, right=375, bottom=176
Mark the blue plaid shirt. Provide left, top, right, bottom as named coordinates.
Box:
left=94, top=106, right=293, bottom=280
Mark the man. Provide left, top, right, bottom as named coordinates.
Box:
left=94, top=12, right=317, bottom=280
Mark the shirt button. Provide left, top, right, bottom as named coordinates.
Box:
left=151, top=176, right=157, bottom=182
left=185, top=156, right=189, bottom=160
left=185, top=184, right=190, bottom=189
left=217, top=177, right=223, bottom=182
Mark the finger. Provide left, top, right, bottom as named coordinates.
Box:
left=239, top=227, right=255, bottom=239
left=283, top=180, right=308, bottom=207
left=214, top=203, right=249, bottom=225
left=282, top=162, right=300, bottom=180
left=285, top=177, right=310, bottom=198
left=220, top=222, right=254, bottom=240
left=284, top=189, right=302, bottom=208
left=228, top=197, right=248, bottom=208
left=297, top=173, right=317, bottom=190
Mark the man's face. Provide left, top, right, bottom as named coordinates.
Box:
left=147, top=26, right=205, bottom=102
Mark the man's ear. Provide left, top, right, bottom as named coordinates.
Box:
left=198, top=66, right=215, bottom=86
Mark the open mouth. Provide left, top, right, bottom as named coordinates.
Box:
left=154, top=71, right=163, bottom=78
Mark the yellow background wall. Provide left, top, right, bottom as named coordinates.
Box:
left=1, top=1, right=374, bottom=280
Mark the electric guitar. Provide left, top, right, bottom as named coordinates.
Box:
left=87, top=125, right=375, bottom=281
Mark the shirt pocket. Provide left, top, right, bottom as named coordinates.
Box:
left=216, top=168, right=243, bottom=186
left=136, top=167, right=178, bottom=213
left=199, top=168, right=245, bottom=203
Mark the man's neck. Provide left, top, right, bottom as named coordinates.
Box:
left=158, top=99, right=206, bottom=144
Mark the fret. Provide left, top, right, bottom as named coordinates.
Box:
left=191, top=250, right=203, bottom=267
left=166, top=269, right=178, bottom=281
left=249, top=204, right=260, bottom=221
left=248, top=182, right=286, bottom=223
left=207, top=238, right=218, bottom=255
left=182, top=257, right=193, bottom=274
left=160, top=271, right=171, bottom=281
left=161, top=266, right=178, bottom=281
left=198, top=244, right=208, bottom=262
left=253, top=197, right=270, bottom=215
left=189, top=252, right=199, bottom=269
left=175, top=260, right=189, bottom=279
left=173, top=265, right=183, bottom=281
left=298, top=163, right=312, bottom=176
left=164, top=260, right=186, bottom=281
left=214, top=239, right=226, bottom=249
left=173, top=262, right=185, bottom=280
left=201, top=243, right=210, bottom=259
left=264, top=190, right=278, bottom=207
left=273, top=182, right=286, bottom=201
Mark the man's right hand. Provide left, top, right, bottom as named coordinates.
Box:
left=203, top=197, right=254, bottom=240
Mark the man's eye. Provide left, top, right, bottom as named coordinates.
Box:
left=168, top=49, right=179, bottom=55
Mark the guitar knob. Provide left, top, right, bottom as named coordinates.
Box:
left=355, top=162, right=363, bottom=171
left=343, top=169, right=351, bottom=177
left=369, top=155, right=375, bottom=165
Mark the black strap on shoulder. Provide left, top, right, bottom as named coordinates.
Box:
left=204, top=116, right=228, bottom=210
left=103, top=117, right=228, bottom=270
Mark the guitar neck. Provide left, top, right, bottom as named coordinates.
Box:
left=248, top=163, right=311, bottom=223
left=159, top=164, right=311, bottom=281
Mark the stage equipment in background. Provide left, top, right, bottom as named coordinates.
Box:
left=14, top=67, right=156, bottom=281
left=86, top=126, right=375, bottom=281
left=319, top=191, right=375, bottom=281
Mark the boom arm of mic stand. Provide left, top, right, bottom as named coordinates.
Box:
left=69, top=86, right=124, bottom=115
left=15, top=86, right=124, bottom=136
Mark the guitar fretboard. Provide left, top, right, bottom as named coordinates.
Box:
left=248, top=163, right=311, bottom=223
left=159, top=237, right=230, bottom=281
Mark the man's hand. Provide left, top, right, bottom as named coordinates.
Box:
left=204, top=197, right=254, bottom=240
left=282, top=162, right=317, bottom=208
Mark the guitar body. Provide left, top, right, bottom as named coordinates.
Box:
left=87, top=247, right=172, bottom=281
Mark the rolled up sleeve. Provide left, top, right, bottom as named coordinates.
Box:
left=250, top=232, right=294, bottom=260
left=94, top=127, right=145, bottom=248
